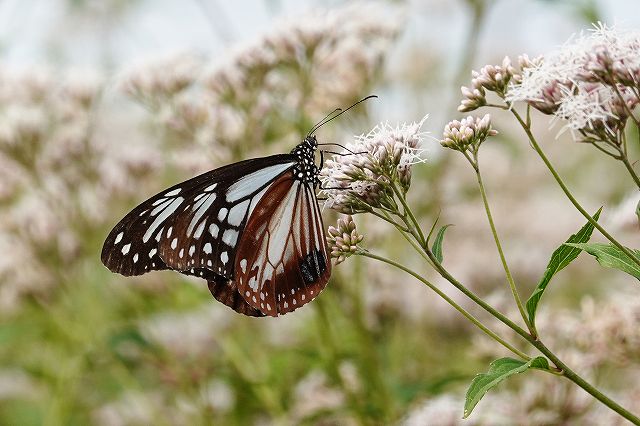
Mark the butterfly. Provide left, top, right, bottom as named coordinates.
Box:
left=101, top=96, right=375, bottom=317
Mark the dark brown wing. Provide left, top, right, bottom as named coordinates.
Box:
left=101, top=155, right=296, bottom=277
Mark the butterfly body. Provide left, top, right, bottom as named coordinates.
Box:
left=101, top=135, right=331, bottom=317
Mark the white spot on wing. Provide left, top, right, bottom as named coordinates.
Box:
left=194, top=221, right=206, bottom=239
left=227, top=199, right=249, bottom=226
left=121, top=243, right=131, bottom=255
left=240, top=259, right=247, bottom=273
left=188, top=193, right=216, bottom=236
left=221, top=251, right=228, bottom=264
left=150, top=198, right=172, bottom=216
left=165, top=188, right=181, bottom=196
left=171, top=238, right=178, bottom=249
left=217, top=208, right=228, bottom=221
left=267, top=182, right=299, bottom=264
left=189, top=245, right=195, bottom=256
left=149, top=248, right=157, bottom=258
left=205, top=183, right=218, bottom=192
left=209, top=223, right=219, bottom=238
left=133, top=253, right=139, bottom=263
left=142, top=197, right=183, bottom=243
left=114, top=232, right=123, bottom=244
left=204, top=243, right=212, bottom=254
left=222, top=229, right=239, bottom=247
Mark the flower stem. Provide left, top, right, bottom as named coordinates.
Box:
left=359, top=250, right=531, bottom=361
left=620, top=154, right=640, bottom=188
left=473, top=154, right=535, bottom=336
left=510, top=108, right=640, bottom=268
left=392, top=184, right=427, bottom=245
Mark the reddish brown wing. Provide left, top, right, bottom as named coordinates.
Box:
left=233, top=172, right=331, bottom=317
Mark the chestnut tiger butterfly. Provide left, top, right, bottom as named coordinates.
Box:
left=101, top=96, right=375, bottom=317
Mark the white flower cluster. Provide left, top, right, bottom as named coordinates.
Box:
left=507, top=24, right=640, bottom=138
left=320, top=116, right=427, bottom=213
left=459, top=57, right=516, bottom=112
left=441, top=114, right=498, bottom=152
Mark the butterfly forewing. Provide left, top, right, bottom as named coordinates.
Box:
left=101, top=156, right=296, bottom=278
left=233, top=171, right=331, bottom=317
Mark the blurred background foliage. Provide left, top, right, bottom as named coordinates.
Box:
left=0, top=0, right=638, bottom=425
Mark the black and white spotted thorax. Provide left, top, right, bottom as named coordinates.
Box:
left=290, top=135, right=320, bottom=186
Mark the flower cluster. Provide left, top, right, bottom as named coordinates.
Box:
left=119, top=3, right=403, bottom=166
left=0, top=65, right=165, bottom=311
left=320, top=117, right=427, bottom=213
left=326, top=215, right=364, bottom=264
left=440, top=114, right=498, bottom=153
left=506, top=24, right=640, bottom=142
left=458, top=57, right=516, bottom=112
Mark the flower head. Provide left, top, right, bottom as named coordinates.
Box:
left=441, top=114, right=497, bottom=153
left=506, top=23, right=640, bottom=141
left=326, top=215, right=364, bottom=264
left=320, top=116, right=427, bottom=213
left=458, top=57, right=515, bottom=112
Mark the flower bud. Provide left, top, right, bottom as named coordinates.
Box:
left=326, top=215, right=364, bottom=264
left=441, top=114, right=498, bottom=152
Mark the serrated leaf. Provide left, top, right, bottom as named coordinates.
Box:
left=564, top=242, right=640, bottom=280
left=464, top=356, right=549, bottom=418
left=431, top=224, right=452, bottom=263
left=525, top=208, right=601, bottom=326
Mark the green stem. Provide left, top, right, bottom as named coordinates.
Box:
left=380, top=210, right=437, bottom=270
left=359, top=251, right=530, bottom=361
left=391, top=183, right=427, bottom=245
left=620, top=154, right=640, bottom=188
left=510, top=108, right=640, bottom=268
left=474, top=155, right=534, bottom=336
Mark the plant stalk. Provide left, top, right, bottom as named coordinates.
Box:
left=360, top=250, right=530, bottom=361
left=510, top=108, right=640, bottom=268
left=473, top=154, right=534, bottom=335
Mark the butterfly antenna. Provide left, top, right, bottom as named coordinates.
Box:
left=318, top=142, right=367, bottom=156
left=307, top=95, right=378, bottom=135
left=308, top=108, right=342, bottom=136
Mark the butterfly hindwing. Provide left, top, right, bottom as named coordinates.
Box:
left=233, top=171, right=331, bottom=317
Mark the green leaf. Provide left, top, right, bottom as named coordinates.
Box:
left=464, top=357, right=549, bottom=418
left=564, top=243, right=640, bottom=280
left=431, top=224, right=452, bottom=263
left=525, top=208, right=601, bottom=326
